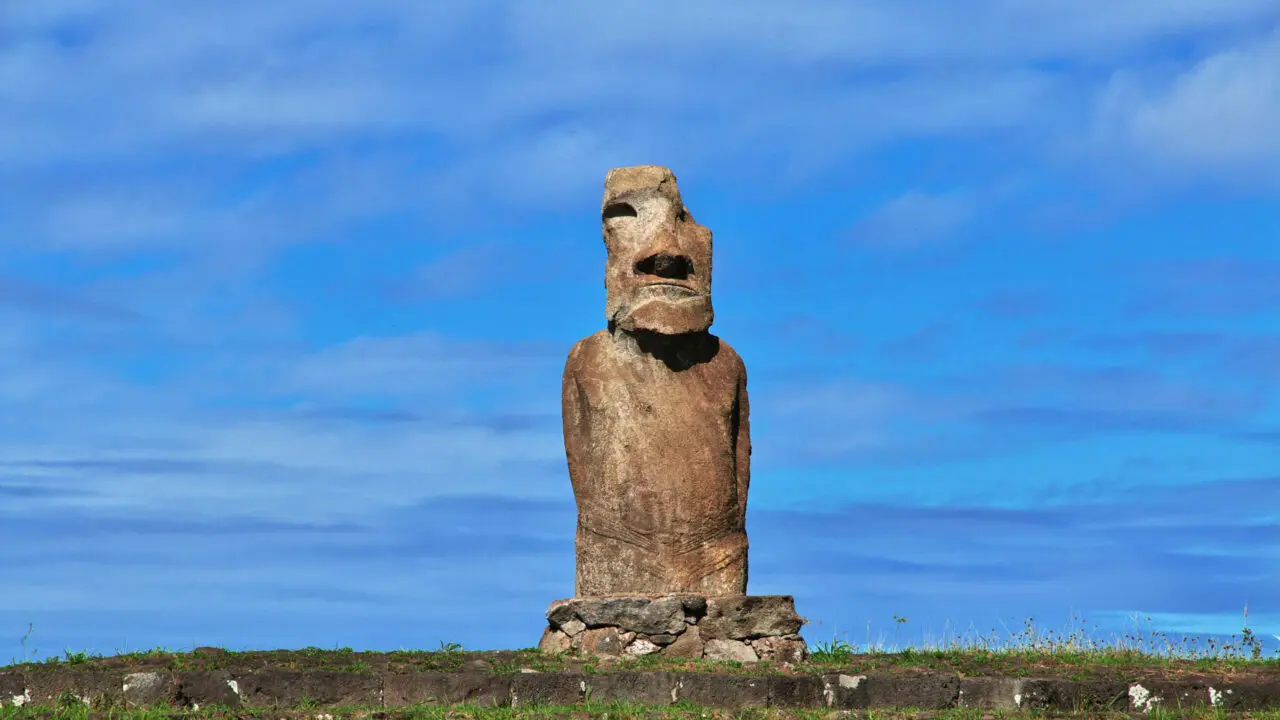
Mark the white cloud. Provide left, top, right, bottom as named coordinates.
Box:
left=0, top=321, right=569, bottom=524
left=505, top=0, right=1279, bottom=67
left=1090, top=28, right=1280, bottom=184
left=851, top=191, right=976, bottom=249
left=284, top=333, right=562, bottom=399
left=2, top=0, right=1274, bottom=224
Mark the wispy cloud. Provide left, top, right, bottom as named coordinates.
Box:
left=5, top=0, right=1275, bottom=220
left=5, top=475, right=1277, bottom=652
left=851, top=191, right=976, bottom=249
left=972, top=290, right=1056, bottom=320
left=756, top=358, right=1271, bottom=468
left=1091, top=27, right=1280, bottom=185
left=1127, top=258, right=1280, bottom=316
left=0, top=274, right=140, bottom=321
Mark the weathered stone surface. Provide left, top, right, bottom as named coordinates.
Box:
left=624, top=638, right=660, bottom=656
left=1125, top=680, right=1213, bottom=712
left=583, top=671, right=679, bottom=706
left=546, top=599, right=577, bottom=628
left=563, top=165, right=750, bottom=596
left=233, top=669, right=381, bottom=708
left=575, top=597, right=686, bottom=635
left=22, top=658, right=1280, bottom=713
left=700, top=595, right=805, bottom=639
left=861, top=673, right=961, bottom=710
left=600, top=165, right=715, bottom=337
left=957, top=676, right=1023, bottom=710
left=382, top=672, right=509, bottom=708
left=540, top=595, right=804, bottom=662
left=122, top=671, right=172, bottom=708
left=509, top=672, right=586, bottom=707
left=681, top=596, right=708, bottom=618
left=544, top=166, right=807, bottom=662
left=174, top=670, right=241, bottom=709
left=537, top=628, right=571, bottom=655
left=663, top=624, right=705, bottom=659
left=823, top=674, right=869, bottom=710
left=574, top=627, right=627, bottom=656
left=1016, top=678, right=1128, bottom=711
left=769, top=675, right=825, bottom=708
left=703, top=638, right=759, bottom=663
left=0, top=672, right=26, bottom=707
left=24, top=669, right=123, bottom=708
left=750, top=634, right=809, bottom=664
left=673, top=672, right=769, bottom=708
left=1204, top=681, right=1280, bottom=711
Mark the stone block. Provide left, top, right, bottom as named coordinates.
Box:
left=582, top=671, right=678, bottom=706
left=822, top=674, right=868, bottom=709
left=749, top=635, right=808, bottom=664
left=24, top=668, right=123, bottom=708
left=574, top=627, right=627, bottom=657
left=509, top=672, right=586, bottom=707
left=861, top=672, right=960, bottom=710
left=663, top=624, right=704, bottom=658
left=231, top=669, right=380, bottom=708
left=382, top=672, right=509, bottom=708
left=1018, top=678, right=1128, bottom=712
left=1214, top=681, right=1280, bottom=711
left=537, top=628, right=571, bottom=654
left=957, top=676, right=1023, bottom=710
left=700, top=596, right=804, bottom=639
left=122, top=671, right=173, bottom=708
left=0, top=671, right=27, bottom=708
left=576, top=597, right=686, bottom=635
left=703, top=639, right=758, bottom=662
left=672, top=672, right=770, bottom=708
left=173, top=670, right=241, bottom=709
left=768, top=675, right=824, bottom=708
left=1126, top=679, right=1216, bottom=712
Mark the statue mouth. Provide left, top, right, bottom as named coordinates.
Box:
left=637, top=281, right=700, bottom=297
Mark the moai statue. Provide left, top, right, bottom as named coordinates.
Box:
left=561, top=165, right=751, bottom=597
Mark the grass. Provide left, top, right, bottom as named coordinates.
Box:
left=11, top=605, right=1276, bottom=677
left=2, top=608, right=1278, bottom=719
left=796, top=605, right=1280, bottom=680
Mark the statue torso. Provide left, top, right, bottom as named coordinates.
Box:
left=563, top=329, right=748, bottom=595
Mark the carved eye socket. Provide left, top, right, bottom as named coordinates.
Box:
left=677, top=208, right=689, bottom=222
left=602, top=202, right=638, bottom=220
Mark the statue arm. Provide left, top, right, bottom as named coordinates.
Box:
left=562, top=345, right=589, bottom=504
left=735, top=361, right=751, bottom=529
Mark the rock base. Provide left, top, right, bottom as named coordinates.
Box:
left=539, top=595, right=808, bottom=664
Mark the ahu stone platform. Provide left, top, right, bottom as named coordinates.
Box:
left=538, top=595, right=808, bottom=664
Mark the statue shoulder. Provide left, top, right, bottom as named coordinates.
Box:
left=710, top=335, right=747, bottom=375
left=565, top=330, right=610, bottom=376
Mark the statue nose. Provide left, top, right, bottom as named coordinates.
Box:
left=643, top=229, right=681, bottom=260
left=636, top=253, right=693, bottom=280
left=653, top=255, right=682, bottom=276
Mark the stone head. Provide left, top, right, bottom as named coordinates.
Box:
left=601, top=165, right=713, bottom=335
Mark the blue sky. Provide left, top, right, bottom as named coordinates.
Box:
left=2, top=1, right=1280, bottom=662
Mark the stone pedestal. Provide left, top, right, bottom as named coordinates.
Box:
left=538, top=595, right=808, bottom=664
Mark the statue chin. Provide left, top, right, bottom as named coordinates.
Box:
left=615, top=297, right=714, bottom=335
